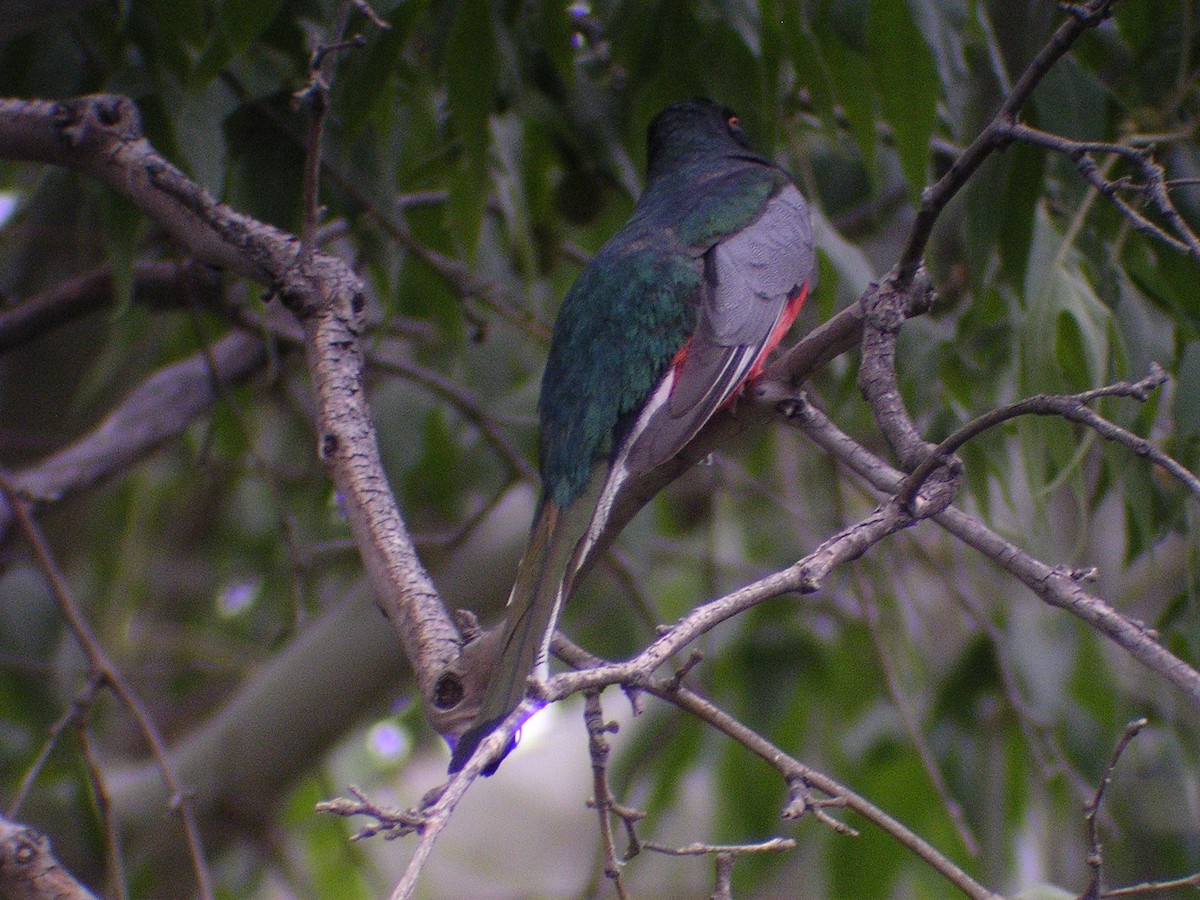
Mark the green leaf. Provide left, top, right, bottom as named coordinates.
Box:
left=446, top=149, right=491, bottom=260
left=780, top=11, right=837, bottom=130
left=1022, top=206, right=1112, bottom=393
left=998, top=138, right=1048, bottom=288
left=1174, top=342, right=1200, bottom=437
left=444, top=0, right=499, bottom=254
left=1030, top=54, right=1108, bottom=142
left=811, top=203, right=876, bottom=306
left=817, top=28, right=877, bottom=179
left=868, top=0, right=939, bottom=200
left=445, top=0, right=498, bottom=160
left=100, top=191, right=142, bottom=318
left=220, top=0, right=284, bottom=59
left=176, top=80, right=236, bottom=193
left=697, top=22, right=764, bottom=133
left=1054, top=308, right=1091, bottom=392
left=402, top=408, right=461, bottom=519
left=191, top=25, right=233, bottom=89
left=284, top=778, right=373, bottom=899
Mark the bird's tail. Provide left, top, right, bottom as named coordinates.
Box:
left=448, top=470, right=607, bottom=773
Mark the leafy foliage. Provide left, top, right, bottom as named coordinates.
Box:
left=0, top=0, right=1199, bottom=897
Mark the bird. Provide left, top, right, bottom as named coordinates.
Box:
left=448, top=98, right=816, bottom=774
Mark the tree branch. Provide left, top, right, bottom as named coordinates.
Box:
left=0, top=483, right=215, bottom=899
left=0, top=815, right=97, bottom=900
left=0, top=329, right=267, bottom=538
left=1083, top=718, right=1149, bottom=900
left=778, top=394, right=1200, bottom=711
left=894, top=0, right=1120, bottom=289
left=0, top=260, right=221, bottom=353
left=0, top=94, right=464, bottom=735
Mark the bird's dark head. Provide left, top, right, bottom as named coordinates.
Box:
left=645, top=98, right=756, bottom=184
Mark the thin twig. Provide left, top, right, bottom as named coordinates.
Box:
left=0, top=330, right=267, bottom=538
left=77, top=723, right=129, bottom=900
left=0, top=480, right=215, bottom=900
left=1083, top=718, right=1150, bottom=900
left=1101, top=872, right=1200, bottom=897
left=7, top=674, right=104, bottom=817
left=642, top=837, right=795, bottom=856
left=858, top=586, right=979, bottom=855
left=662, top=683, right=992, bottom=899
left=295, top=2, right=356, bottom=255
left=551, top=637, right=998, bottom=900
left=583, top=691, right=630, bottom=899
left=1000, top=121, right=1200, bottom=259
left=895, top=0, right=1120, bottom=288
left=895, top=365, right=1186, bottom=510
left=780, top=395, right=1200, bottom=710
left=544, top=493, right=930, bottom=701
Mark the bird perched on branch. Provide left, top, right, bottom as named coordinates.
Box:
left=449, top=98, right=816, bottom=774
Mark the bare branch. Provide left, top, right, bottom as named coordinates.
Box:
left=857, top=266, right=943, bottom=471
left=293, top=1, right=380, bottom=255
left=0, top=93, right=464, bottom=733
left=642, top=837, right=795, bottom=857
left=0, top=260, right=221, bottom=353
left=894, top=0, right=1120, bottom=288
left=552, top=635, right=995, bottom=897
left=0, top=483, right=215, bottom=899
left=583, top=691, right=630, bottom=899
left=895, top=365, right=1192, bottom=509
left=8, top=675, right=103, bottom=817
left=1102, top=873, right=1200, bottom=897
left=639, top=670, right=995, bottom=898
left=545, top=490, right=932, bottom=701
left=999, top=121, right=1200, bottom=261
left=780, top=395, right=1200, bottom=711
left=0, top=330, right=267, bottom=538
left=1083, top=718, right=1149, bottom=900
left=640, top=836, right=794, bottom=899
left=75, top=724, right=129, bottom=900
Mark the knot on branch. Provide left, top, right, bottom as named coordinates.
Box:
left=427, top=619, right=506, bottom=739
left=896, top=453, right=963, bottom=520
left=861, top=266, right=936, bottom=334
left=782, top=778, right=856, bottom=835
left=53, top=94, right=142, bottom=148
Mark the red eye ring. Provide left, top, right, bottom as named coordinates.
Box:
left=727, top=115, right=741, bottom=129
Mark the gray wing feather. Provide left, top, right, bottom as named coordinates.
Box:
left=622, top=183, right=814, bottom=476
left=668, top=184, right=814, bottom=416
left=705, top=184, right=814, bottom=345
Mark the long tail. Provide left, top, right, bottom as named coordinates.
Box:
left=448, top=468, right=607, bottom=773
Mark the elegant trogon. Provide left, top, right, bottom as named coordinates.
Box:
left=448, top=98, right=816, bottom=773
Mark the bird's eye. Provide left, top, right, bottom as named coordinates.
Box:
left=727, top=115, right=741, bottom=130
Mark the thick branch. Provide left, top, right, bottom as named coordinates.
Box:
left=0, top=815, right=97, bottom=900
left=0, top=94, right=462, bottom=729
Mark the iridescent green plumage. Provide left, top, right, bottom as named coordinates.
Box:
left=449, top=99, right=816, bottom=773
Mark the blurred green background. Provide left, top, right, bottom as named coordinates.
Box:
left=1, top=0, right=1199, bottom=897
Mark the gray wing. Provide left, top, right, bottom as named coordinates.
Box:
left=622, top=183, right=815, bottom=476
